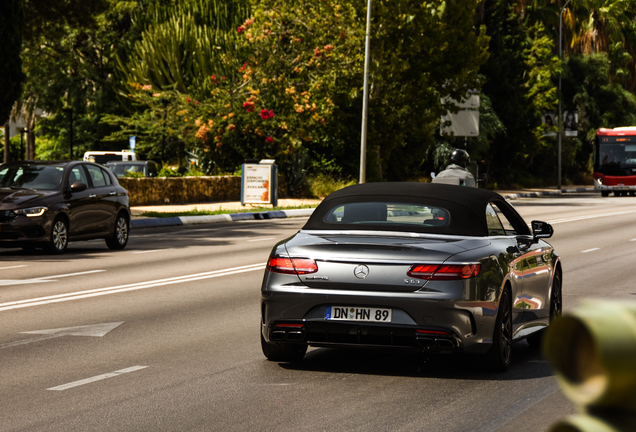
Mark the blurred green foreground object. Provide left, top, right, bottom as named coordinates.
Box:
left=543, top=301, right=636, bottom=432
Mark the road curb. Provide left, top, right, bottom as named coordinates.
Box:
left=130, top=188, right=595, bottom=230
left=131, top=208, right=315, bottom=229
left=500, top=187, right=594, bottom=200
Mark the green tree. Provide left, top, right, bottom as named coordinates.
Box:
left=0, top=0, right=24, bottom=126
left=478, top=2, right=541, bottom=186
left=237, top=0, right=489, bottom=184
left=20, top=0, right=147, bottom=160
left=116, top=0, right=250, bottom=93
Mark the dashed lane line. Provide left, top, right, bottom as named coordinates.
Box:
left=0, top=264, right=265, bottom=312
left=581, top=248, right=600, bottom=253
left=47, top=366, right=149, bottom=391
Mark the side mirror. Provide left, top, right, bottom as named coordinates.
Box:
left=477, top=173, right=488, bottom=183
left=531, top=220, right=553, bottom=239
left=69, top=182, right=87, bottom=193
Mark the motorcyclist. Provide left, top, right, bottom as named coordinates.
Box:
left=433, top=148, right=476, bottom=187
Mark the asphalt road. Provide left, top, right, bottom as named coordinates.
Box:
left=0, top=192, right=634, bottom=432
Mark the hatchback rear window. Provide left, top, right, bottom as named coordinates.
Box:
left=323, top=202, right=450, bottom=227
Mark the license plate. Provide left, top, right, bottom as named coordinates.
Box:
left=325, top=306, right=392, bottom=322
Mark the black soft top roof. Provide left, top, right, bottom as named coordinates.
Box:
left=304, top=182, right=530, bottom=236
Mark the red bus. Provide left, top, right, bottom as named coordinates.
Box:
left=594, top=127, right=636, bottom=196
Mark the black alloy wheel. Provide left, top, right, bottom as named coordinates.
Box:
left=45, top=217, right=68, bottom=254
left=261, top=333, right=307, bottom=362
left=549, top=271, right=563, bottom=322
left=486, top=289, right=512, bottom=371
left=106, top=213, right=129, bottom=250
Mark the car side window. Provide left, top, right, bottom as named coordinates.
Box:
left=101, top=167, right=113, bottom=185
left=85, top=164, right=107, bottom=188
left=68, top=166, right=89, bottom=186
left=489, top=202, right=518, bottom=235
left=485, top=203, right=506, bottom=236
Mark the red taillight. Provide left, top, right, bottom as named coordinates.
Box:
left=407, top=263, right=480, bottom=280
left=275, top=323, right=304, bottom=328
left=416, top=329, right=450, bottom=335
left=267, top=257, right=318, bottom=275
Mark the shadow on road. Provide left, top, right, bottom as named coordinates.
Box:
left=278, top=341, right=553, bottom=381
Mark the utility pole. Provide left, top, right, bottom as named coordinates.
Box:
left=359, top=0, right=372, bottom=184
left=558, top=0, right=571, bottom=190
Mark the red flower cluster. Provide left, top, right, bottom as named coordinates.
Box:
left=265, top=137, right=274, bottom=144
left=237, top=17, right=254, bottom=34
left=243, top=101, right=255, bottom=112
left=211, top=75, right=217, bottom=82
left=260, top=109, right=274, bottom=120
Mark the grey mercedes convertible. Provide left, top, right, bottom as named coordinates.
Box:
left=260, top=182, right=562, bottom=371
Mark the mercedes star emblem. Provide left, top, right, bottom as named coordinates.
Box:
left=354, top=265, right=370, bottom=279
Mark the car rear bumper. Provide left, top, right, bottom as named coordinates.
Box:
left=261, top=290, right=498, bottom=354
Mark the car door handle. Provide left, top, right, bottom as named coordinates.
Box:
left=89, top=194, right=96, bottom=198
left=109, top=192, right=117, bottom=196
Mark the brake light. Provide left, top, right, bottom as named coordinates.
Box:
left=267, top=257, right=318, bottom=275
left=407, top=263, right=480, bottom=280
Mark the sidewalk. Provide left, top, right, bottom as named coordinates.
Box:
left=130, top=186, right=595, bottom=229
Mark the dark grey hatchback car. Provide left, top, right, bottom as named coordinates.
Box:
left=0, top=161, right=131, bottom=253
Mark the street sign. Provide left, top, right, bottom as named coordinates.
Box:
left=241, top=161, right=278, bottom=206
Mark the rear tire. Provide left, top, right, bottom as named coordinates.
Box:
left=601, top=191, right=609, bottom=197
left=261, top=333, right=307, bottom=362
left=106, top=213, right=129, bottom=250
left=485, top=289, right=512, bottom=372
left=44, top=217, right=68, bottom=254
left=548, top=271, right=563, bottom=323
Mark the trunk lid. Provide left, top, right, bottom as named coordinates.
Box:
left=285, top=231, right=489, bottom=292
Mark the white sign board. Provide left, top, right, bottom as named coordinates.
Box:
left=440, top=95, right=480, bottom=137
left=242, top=164, right=274, bottom=205
left=440, top=110, right=479, bottom=137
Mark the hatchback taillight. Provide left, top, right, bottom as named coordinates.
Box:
left=267, top=257, right=318, bottom=275
left=407, top=263, right=480, bottom=280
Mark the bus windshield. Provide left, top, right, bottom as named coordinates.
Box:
left=595, top=136, right=636, bottom=175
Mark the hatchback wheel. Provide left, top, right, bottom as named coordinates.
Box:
left=106, top=214, right=129, bottom=250
left=261, top=333, right=307, bottom=362
left=486, top=289, right=512, bottom=371
left=45, top=217, right=68, bottom=254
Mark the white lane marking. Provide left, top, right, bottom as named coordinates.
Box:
left=0, top=322, right=123, bottom=350
left=47, top=366, right=148, bottom=391
left=34, top=270, right=107, bottom=280
left=547, top=209, right=636, bottom=224
left=631, top=238, right=636, bottom=242
left=0, top=270, right=107, bottom=287
left=0, top=265, right=28, bottom=270
left=248, top=237, right=275, bottom=242
left=0, top=263, right=266, bottom=312
left=582, top=248, right=600, bottom=253
left=133, top=248, right=174, bottom=254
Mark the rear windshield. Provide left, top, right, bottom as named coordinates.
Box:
left=109, top=164, right=144, bottom=177
left=323, top=202, right=450, bottom=228
left=88, top=154, right=123, bottom=164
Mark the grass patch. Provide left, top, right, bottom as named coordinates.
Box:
left=139, top=205, right=317, bottom=218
